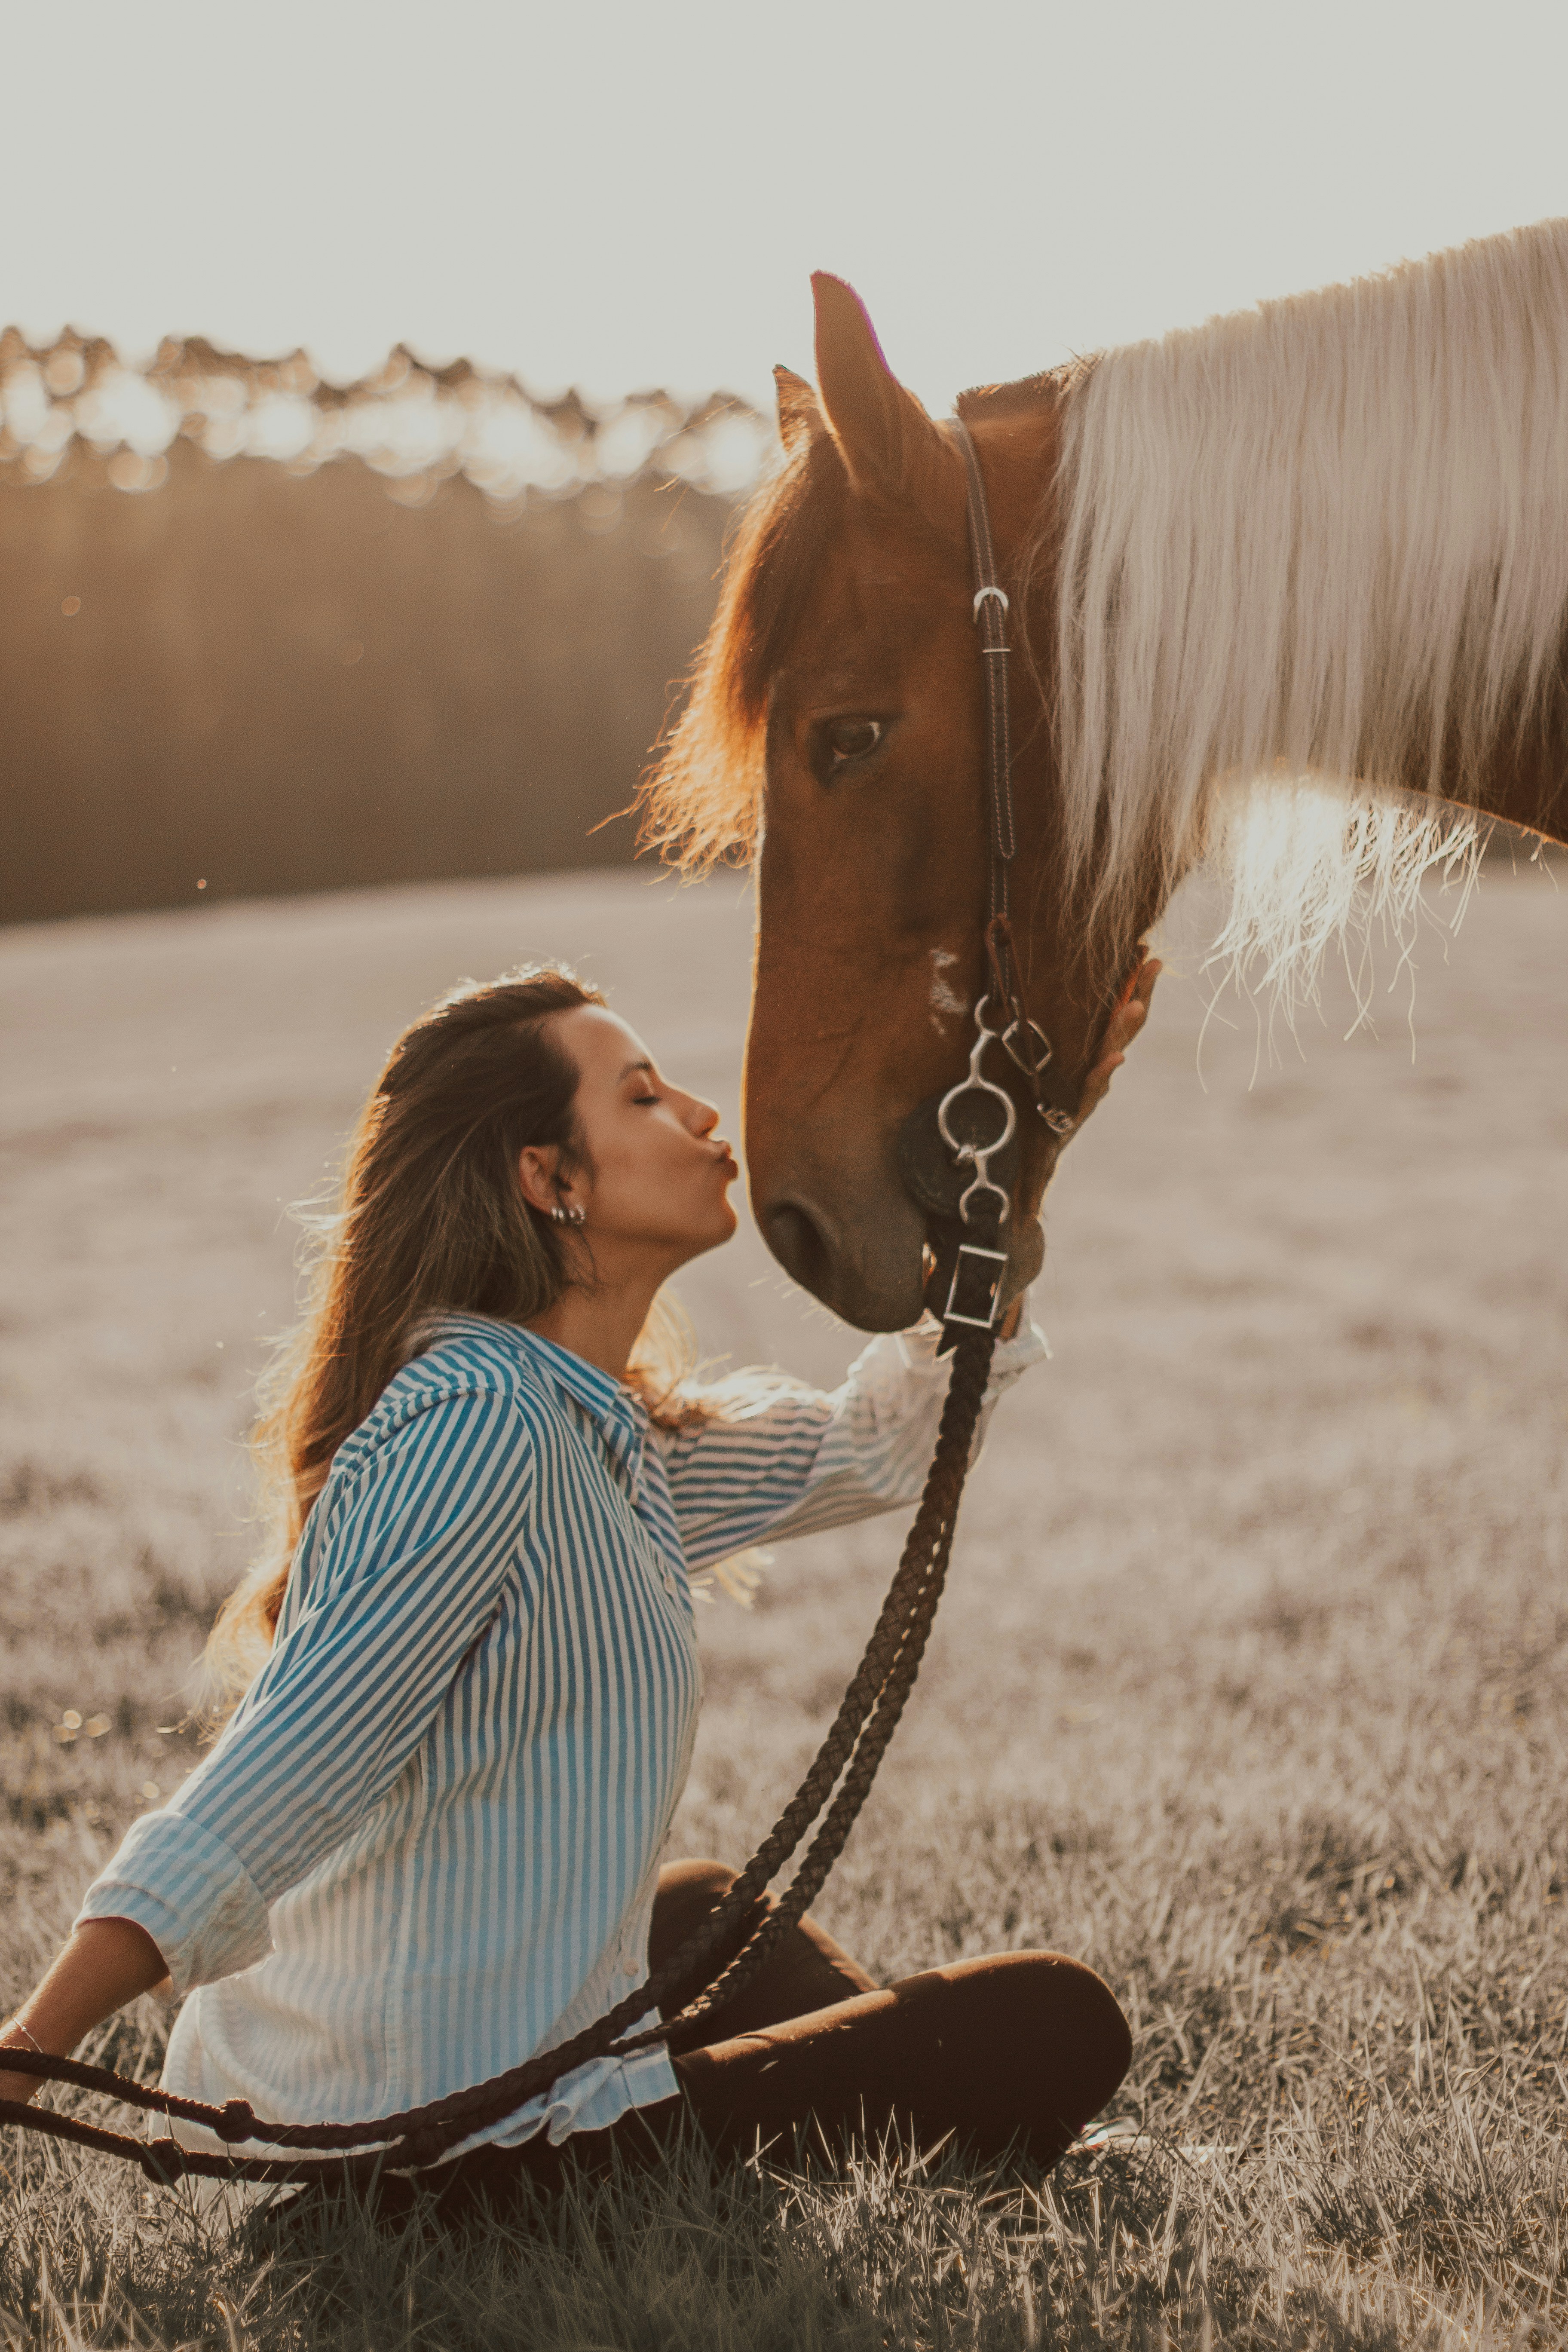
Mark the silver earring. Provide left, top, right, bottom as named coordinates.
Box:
left=550, top=1203, right=585, bottom=1227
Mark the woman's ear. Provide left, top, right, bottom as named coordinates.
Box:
left=517, top=1145, right=561, bottom=1218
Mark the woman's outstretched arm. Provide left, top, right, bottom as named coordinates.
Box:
left=657, top=1311, right=1048, bottom=1570
left=0, top=1916, right=167, bottom=2109
left=656, top=958, right=1161, bottom=1571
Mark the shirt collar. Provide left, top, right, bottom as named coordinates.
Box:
left=428, top=1312, right=646, bottom=1486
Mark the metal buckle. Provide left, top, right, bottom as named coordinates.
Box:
left=943, top=1242, right=1008, bottom=1330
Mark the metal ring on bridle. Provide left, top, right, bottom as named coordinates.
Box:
left=972, top=584, right=1009, bottom=619
left=935, top=1001, right=1018, bottom=1155
left=934, top=1086, right=1016, bottom=1164
left=936, top=995, right=1017, bottom=1229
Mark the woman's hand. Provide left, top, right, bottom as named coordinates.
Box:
left=1072, top=952, right=1161, bottom=1132
left=0, top=2028, right=48, bottom=2111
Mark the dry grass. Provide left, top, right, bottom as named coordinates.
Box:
left=0, top=858, right=1565, bottom=2347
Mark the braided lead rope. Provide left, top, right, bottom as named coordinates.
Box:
left=665, top=1361, right=984, bottom=2049
left=0, top=1326, right=998, bottom=2186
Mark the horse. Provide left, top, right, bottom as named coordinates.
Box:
left=641, top=217, right=1568, bottom=1333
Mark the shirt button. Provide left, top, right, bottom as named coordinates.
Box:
left=662, top=1571, right=677, bottom=1596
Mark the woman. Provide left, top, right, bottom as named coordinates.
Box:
left=0, top=959, right=1156, bottom=2218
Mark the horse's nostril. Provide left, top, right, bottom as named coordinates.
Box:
left=763, top=1203, right=833, bottom=1298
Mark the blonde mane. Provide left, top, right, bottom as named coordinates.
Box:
left=1051, top=214, right=1568, bottom=1003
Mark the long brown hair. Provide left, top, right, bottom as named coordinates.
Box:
left=206, top=964, right=700, bottom=1712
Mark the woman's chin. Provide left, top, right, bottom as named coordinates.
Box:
left=698, top=1200, right=741, bottom=1254
left=656, top=1205, right=739, bottom=1273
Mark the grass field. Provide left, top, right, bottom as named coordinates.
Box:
left=1, top=859, right=1565, bottom=2348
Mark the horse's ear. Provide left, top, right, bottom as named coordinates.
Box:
left=774, top=365, right=824, bottom=453
left=811, top=272, right=951, bottom=509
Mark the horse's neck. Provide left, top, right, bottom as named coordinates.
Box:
left=1420, top=694, right=1568, bottom=848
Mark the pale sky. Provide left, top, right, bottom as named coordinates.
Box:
left=6, top=0, right=1566, bottom=420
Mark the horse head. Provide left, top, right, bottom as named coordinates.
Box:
left=646, top=274, right=1155, bottom=1330
left=646, top=224, right=1568, bottom=1331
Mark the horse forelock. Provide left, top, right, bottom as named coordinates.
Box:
left=639, top=432, right=848, bottom=873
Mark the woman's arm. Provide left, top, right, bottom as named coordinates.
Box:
left=74, top=1382, right=535, bottom=2003
left=658, top=1309, right=1048, bottom=1572
left=0, top=1917, right=166, bottom=2109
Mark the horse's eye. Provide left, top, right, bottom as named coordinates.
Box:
left=823, top=718, right=884, bottom=768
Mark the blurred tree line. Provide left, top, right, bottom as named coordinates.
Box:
left=0, top=331, right=768, bottom=922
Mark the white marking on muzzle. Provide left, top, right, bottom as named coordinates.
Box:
left=928, top=948, right=968, bottom=1031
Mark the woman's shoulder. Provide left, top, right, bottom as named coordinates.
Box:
left=330, top=1317, right=562, bottom=1486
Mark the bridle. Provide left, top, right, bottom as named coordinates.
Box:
left=912, top=417, right=1077, bottom=1340
left=947, top=412, right=1075, bottom=1142
left=0, top=421, right=1069, bottom=2193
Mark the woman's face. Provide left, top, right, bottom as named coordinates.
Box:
left=550, top=1005, right=739, bottom=1270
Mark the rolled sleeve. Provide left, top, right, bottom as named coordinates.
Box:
left=75, top=1808, right=270, bottom=1997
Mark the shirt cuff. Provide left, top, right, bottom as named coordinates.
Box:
left=74, top=1808, right=273, bottom=1998
left=992, top=1299, right=1050, bottom=1374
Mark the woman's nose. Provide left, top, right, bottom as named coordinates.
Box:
left=689, top=1095, right=720, bottom=1137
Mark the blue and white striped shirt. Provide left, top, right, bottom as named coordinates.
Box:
left=79, top=1310, right=1044, bottom=2157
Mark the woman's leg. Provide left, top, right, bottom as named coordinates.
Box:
left=672, top=1949, right=1132, bottom=2172
left=650, top=1859, right=877, bottom=2039
left=322, top=1880, right=1126, bottom=2230
left=405, top=1947, right=1130, bottom=2223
